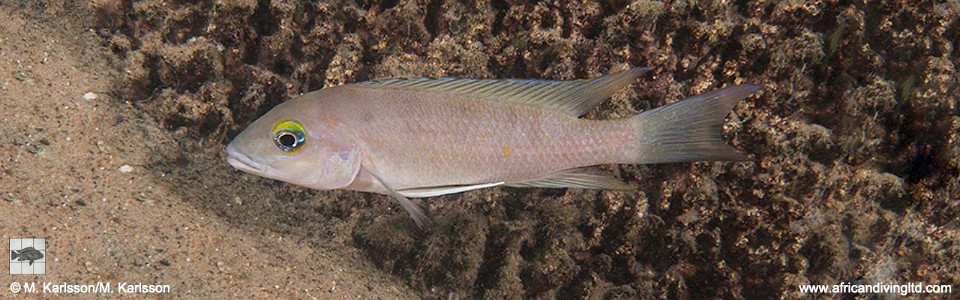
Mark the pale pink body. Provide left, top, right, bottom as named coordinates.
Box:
left=321, top=87, right=640, bottom=194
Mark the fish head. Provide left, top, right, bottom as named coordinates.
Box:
left=226, top=96, right=361, bottom=190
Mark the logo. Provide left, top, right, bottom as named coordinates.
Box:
left=9, top=238, right=45, bottom=275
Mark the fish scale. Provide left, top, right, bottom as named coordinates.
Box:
left=350, top=92, right=630, bottom=186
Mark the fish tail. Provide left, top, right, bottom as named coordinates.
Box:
left=631, top=85, right=759, bottom=163
left=11, top=250, right=18, bottom=260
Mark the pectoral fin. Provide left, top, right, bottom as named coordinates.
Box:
left=506, top=167, right=635, bottom=190
left=362, top=165, right=430, bottom=228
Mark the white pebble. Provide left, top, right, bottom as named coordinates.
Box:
left=118, top=164, right=134, bottom=173
left=82, top=92, right=98, bottom=101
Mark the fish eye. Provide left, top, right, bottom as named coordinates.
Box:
left=272, top=120, right=306, bottom=153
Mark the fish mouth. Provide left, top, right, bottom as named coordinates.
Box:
left=225, top=144, right=265, bottom=173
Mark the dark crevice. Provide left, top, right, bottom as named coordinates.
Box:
left=474, top=225, right=508, bottom=297
left=380, top=0, right=399, bottom=11
left=424, top=0, right=443, bottom=38
left=197, top=110, right=223, bottom=137
left=490, top=0, right=508, bottom=36
left=252, top=0, right=279, bottom=36
left=734, top=0, right=752, bottom=17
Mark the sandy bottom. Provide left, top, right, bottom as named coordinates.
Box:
left=0, top=5, right=415, bottom=299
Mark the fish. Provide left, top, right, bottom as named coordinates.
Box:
left=11, top=247, right=44, bottom=265
left=226, top=67, right=759, bottom=227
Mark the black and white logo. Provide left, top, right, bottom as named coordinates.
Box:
left=10, top=238, right=45, bottom=275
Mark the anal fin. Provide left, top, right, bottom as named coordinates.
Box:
left=398, top=182, right=504, bottom=198
left=506, top=167, right=635, bottom=190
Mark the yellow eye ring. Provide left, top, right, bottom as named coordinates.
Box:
left=272, top=120, right=306, bottom=153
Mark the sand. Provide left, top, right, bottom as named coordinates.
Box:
left=1, top=0, right=958, bottom=299
left=0, top=2, right=414, bottom=299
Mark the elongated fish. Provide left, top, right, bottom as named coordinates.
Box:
left=226, top=68, right=759, bottom=227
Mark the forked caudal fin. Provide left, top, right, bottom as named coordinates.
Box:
left=633, top=85, right=760, bottom=164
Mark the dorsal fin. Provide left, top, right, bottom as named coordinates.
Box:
left=355, top=67, right=652, bottom=116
